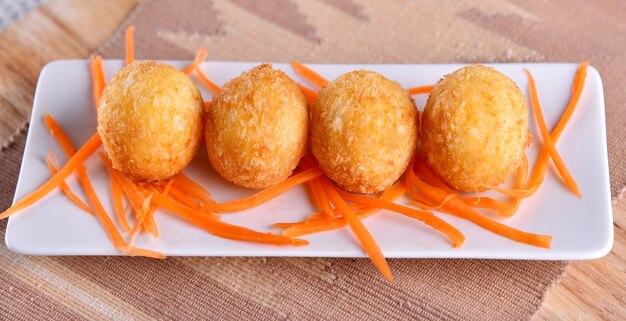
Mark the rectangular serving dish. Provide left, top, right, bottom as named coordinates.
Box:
left=5, top=60, right=613, bottom=259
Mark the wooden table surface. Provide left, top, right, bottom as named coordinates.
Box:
left=0, top=0, right=623, bottom=319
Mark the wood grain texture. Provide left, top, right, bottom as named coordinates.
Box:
left=0, top=0, right=136, bottom=143
left=0, top=0, right=623, bottom=320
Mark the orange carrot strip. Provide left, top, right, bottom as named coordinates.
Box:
left=337, top=189, right=464, bottom=247
left=167, top=185, right=202, bottom=209
left=110, top=172, right=131, bottom=233
left=524, top=68, right=581, bottom=198
left=40, top=118, right=157, bottom=255
left=204, top=102, right=212, bottom=111
left=280, top=182, right=406, bottom=236
left=123, top=247, right=165, bottom=259
left=290, top=61, right=328, bottom=88
left=45, top=152, right=94, bottom=215
left=0, top=134, right=101, bottom=219
left=413, top=156, right=456, bottom=194
left=172, top=173, right=214, bottom=204
left=298, top=84, right=318, bottom=107
left=100, top=154, right=151, bottom=239
left=195, top=66, right=221, bottom=93
left=149, top=190, right=308, bottom=246
left=42, top=117, right=159, bottom=257
left=490, top=62, right=588, bottom=198
left=407, top=85, right=434, bottom=95
left=409, top=167, right=552, bottom=248
left=322, top=179, right=393, bottom=281
left=125, top=26, right=135, bottom=66
left=89, top=55, right=103, bottom=109
left=502, top=155, right=528, bottom=217
left=201, top=167, right=324, bottom=212
left=183, top=48, right=208, bottom=74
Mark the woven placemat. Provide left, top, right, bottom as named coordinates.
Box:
left=6, top=0, right=626, bottom=319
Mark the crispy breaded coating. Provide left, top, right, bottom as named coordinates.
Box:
left=421, top=65, right=530, bottom=192
left=205, top=64, right=308, bottom=189
left=97, top=61, right=204, bottom=182
left=311, top=70, right=418, bottom=193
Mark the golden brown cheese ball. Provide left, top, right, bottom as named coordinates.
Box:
left=311, top=70, right=418, bottom=194
left=421, top=65, right=530, bottom=192
left=205, top=64, right=308, bottom=189
left=97, top=61, right=204, bottom=182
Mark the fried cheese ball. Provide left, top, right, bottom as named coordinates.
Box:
left=205, top=64, right=308, bottom=189
left=311, top=70, right=418, bottom=194
left=97, top=61, right=204, bottom=182
left=421, top=65, right=530, bottom=192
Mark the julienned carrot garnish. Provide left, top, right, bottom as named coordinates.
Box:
left=337, top=189, right=464, bottom=247
left=290, top=61, right=329, bottom=89
left=525, top=69, right=581, bottom=198
left=319, top=179, right=392, bottom=281
left=147, top=189, right=307, bottom=246
left=99, top=153, right=156, bottom=238
left=42, top=116, right=162, bottom=256
left=125, top=26, right=135, bottom=66
left=279, top=181, right=405, bottom=237
left=167, top=185, right=202, bottom=209
left=110, top=172, right=131, bottom=233
left=407, top=165, right=552, bottom=248
left=489, top=62, right=588, bottom=198
left=123, top=247, right=166, bottom=259
left=183, top=48, right=208, bottom=74
left=407, top=85, right=434, bottom=95
left=142, top=180, right=174, bottom=237
left=0, top=134, right=101, bottom=219
left=46, top=152, right=94, bottom=215
left=195, top=66, right=221, bottom=94
left=172, top=173, right=214, bottom=204
left=413, top=156, right=521, bottom=216
left=298, top=84, right=318, bottom=107
left=413, top=157, right=455, bottom=194
left=201, top=167, right=324, bottom=212
left=89, top=55, right=106, bottom=109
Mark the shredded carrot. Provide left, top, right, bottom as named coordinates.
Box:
left=172, top=173, right=214, bottom=204
left=524, top=68, right=581, bottom=198
left=407, top=165, right=552, bottom=248
left=279, top=181, right=405, bottom=236
left=298, top=84, right=318, bottom=108
left=46, top=152, right=93, bottom=215
left=40, top=117, right=159, bottom=256
left=167, top=185, right=202, bottom=209
left=201, top=167, right=324, bottom=212
left=148, top=190, right=308, bottom=246
left=290, top=61, right=328, bottom=89
left=183, top=48, right=208, bottom=74
left=413, top=157, right=456, bottom=194
left=321, top=179, right=393, bottom=281
left=337, top=189, right=464, bottom=248
left=110, top=173, right=131, bottom=233
left=195, top=66, right=221, bottom=93
left=123, top=247, right=166, bottom=259
left=99, top=153, right=156, bottom=239
left=489, top=62, right=588, bottom=198
left=311, top=178, right=334, bottom=217
left=407, top=85, right=434, bottom=95
left=125, top=26, right=135, bottom=66
left=89, top=55, right=106, bottom=109
left=204, top=102, right=212, bottom=111
left=0, top=134, right=101, bottom=219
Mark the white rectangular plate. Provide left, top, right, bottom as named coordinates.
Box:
left=6, top=60, right=613, bottom=259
